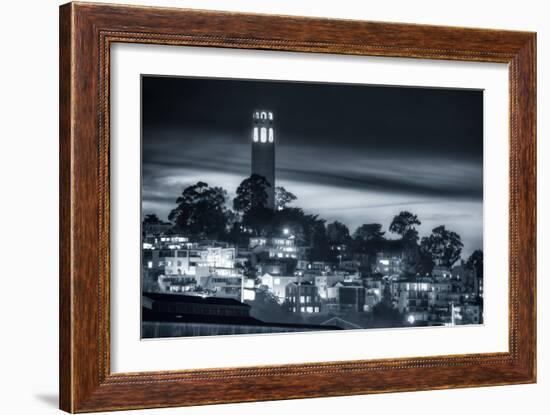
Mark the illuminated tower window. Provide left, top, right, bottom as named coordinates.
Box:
left=261, top=111, right=267, bottom=120
left=260, top=127, right=267, bottom=143
left=268, top=112, right=273, bottom=120
left=268, top=128, right=274, bottom=143
left=255, top=111, right=259, bottom=119
left=253, top=127, right=259, bottom=142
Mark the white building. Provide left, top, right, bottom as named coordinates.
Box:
left=155, top=246, right=236, bottom=277
left=249, top=236, right=298, bottom=259
left=259, top=273, right=299, bottom=303
left=314, top=275, right=345, bottom=299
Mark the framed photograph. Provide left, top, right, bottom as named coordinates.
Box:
left=59, top=2, right=536, bottom=412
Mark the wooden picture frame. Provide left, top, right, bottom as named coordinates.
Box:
left=59, top=2, right=536, bottom=412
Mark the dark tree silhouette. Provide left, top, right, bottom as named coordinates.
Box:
left=326, top=221, right=351, bottom=245
left=417, top=248, right=435, bottom=276
left=402, top=228, right=420, bottom=244
left=467, top=250, right=483, bottom=276
left=233, top=174, right=271, bottom=213
left=467, top=250, right=484, bottom=296
left=351, top=224, right=386, bottom=267
left=268, top=207, right=325, bottom=247
left=308, top=219, right=330, bottom=262
left=241, top=206, right=274, bottom=236
left=275, top=186, right=297, bottom=210
left=143, top=213, right=161, bottom=224
left=168, top=181, right=229, bottom=238
left=420, top=225, right=463, bottom=268
left=389, top=211, right=421, bottom=242
left=353, top=223, right=385, bottom=242
left=370, top=284, right=403, bottom=328
left=247, top=290, right=299, bottom=324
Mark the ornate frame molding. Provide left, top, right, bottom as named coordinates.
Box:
left=60, top=2, right=536, bottom=412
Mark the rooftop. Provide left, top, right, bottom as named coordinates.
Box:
left=142, top=308, right=342, bottom=331
left=143, top=292, right=249, bottom=308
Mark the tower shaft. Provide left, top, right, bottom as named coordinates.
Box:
left=251, top=110, right=275, bottom=210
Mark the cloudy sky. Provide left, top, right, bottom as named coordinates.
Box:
left=142, top=76, right=483, bottom=259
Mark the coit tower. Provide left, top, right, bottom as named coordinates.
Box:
left=251, top=110, right=275, bottom=210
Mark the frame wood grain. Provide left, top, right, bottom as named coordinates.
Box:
left=59, top=2, right=536, bottom=412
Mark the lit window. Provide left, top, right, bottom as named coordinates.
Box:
left=306, top=307, right=313, bottom=313
left=255, top=112, right=259, bottom=119
left=147, top=261, right=153, bottom=269
left=268, top=112, right=273, bottom=120
left=261, top=111, right=267, bottom=120
left=268, top=128, right=274, bottom=143
left=300, top=307, right=305, bottom=312
left=300, top=296, right=305, bottom=303
left=260, top=127, right=267, bottom=142
left=253, top=127, right=259, bottom=142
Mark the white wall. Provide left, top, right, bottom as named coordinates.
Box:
left=0, top=0, right=547, bottom=414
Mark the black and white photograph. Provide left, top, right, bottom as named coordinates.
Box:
left=140, top=75, right=484, bottom=339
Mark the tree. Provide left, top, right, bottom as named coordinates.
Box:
left=143, top=213, right=161, bottom=224
left=466, top=250, right=483, bottom=295
left=326, top=221, right=350, bottom=246
left=275, top=186, right=297, bottom=210
left=351, top=224, right=386, bottom=265
left=168, top=181, right=229, bottom=238
left=241, top=206, right=274, bottom=236
left=267, top=207, right=309, bottom=243
left=389, top=211, right=421, bottom=242
left=370, top=301, right=403, bottom=328
left=420, top=225, right=463, bottom=268
left=308, top=219, right=330, bottom=262
left=233, top=174, right=271, bottom=213
left=402, top=228, right=420, bottom=244
left=417, top=247, right=435, bottom=276
left=370, top=284, right=403, bottom=328
left=353, top=223, right=385, bottom=242
left=223, top=209, right=240, bottom=233
left=467, top=250, right=483, bottom=276
left=246, top=289, right=299, bottom=324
